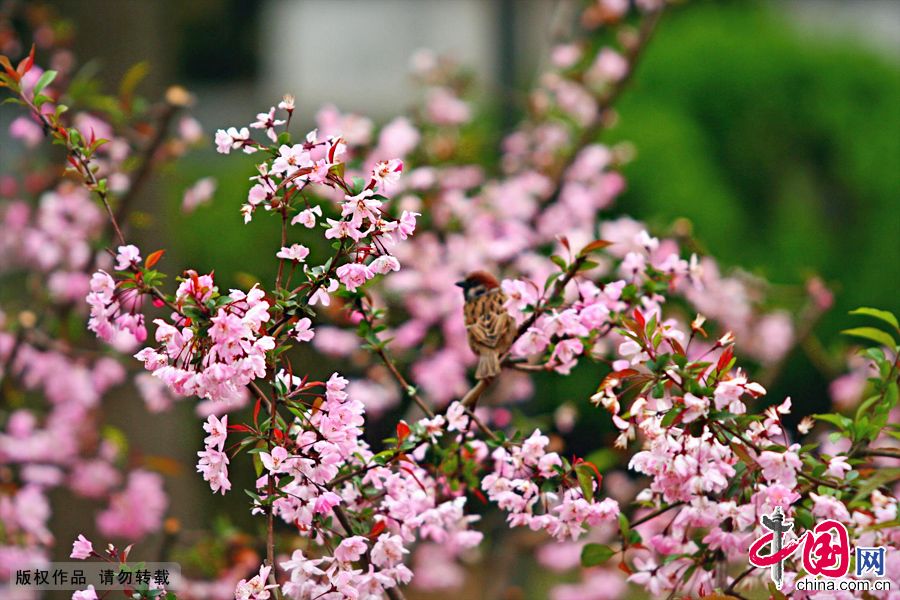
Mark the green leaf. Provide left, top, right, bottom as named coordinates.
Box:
left=617, top=512, right=631, bottom=542
left=852, top=468, right=900, bottom=503
left=813, top=413, right=853, bottom=430
left=841, top=327, right=897, bottom=349
left=581, top=543, right=616, bottom=567
left=849, top=307, right=899, bottom=330
left=855, top=394, right=882, bottom=422
left=119, top=61, right=149, bottom=101
left=32, top=69, right=57, bottom=96
left=575, top=463, right=595, bottom=502
left=660, top=405, right=685, bottom=428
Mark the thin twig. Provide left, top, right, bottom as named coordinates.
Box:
left=630, top=501, right=685, bottom=528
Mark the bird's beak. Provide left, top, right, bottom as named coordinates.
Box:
left=454, top=280, right=466, bottom=288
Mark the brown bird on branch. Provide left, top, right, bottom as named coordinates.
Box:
left=456, top=271, right=517, bottom=380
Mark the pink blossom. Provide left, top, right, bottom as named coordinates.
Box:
left=72, top=586, right=98, bottom=600
left=276, top=244, right=310, bottom=262
left=372, top=159, right=403, bottom=189
left=334, top=536, right=369, bottom=563
left=203, top=414, right=228, bottom=452
left=292, top=317, right=315, bottom=342
left=680, top=393, right=708, bottom=424
left=396, top=211, right=419, bottom=240
left=278, top=94, right=295, bottom=112
left=178, top=116, right=204, bottom=143
left=336, top=262, right=374, bottom=292
left=313, top=491, right=342, bottom=515
left=249, top=106, right=285, bottom=142
left=182, top=177, right=217, bottom=212
left=809, top=492, right=851, bottom=521
left=426, top=88, right=471, bottom=125
left=291, top=205, right=322, bottom=228
left=370, top=255, right=401, bottom=274
left=271, top=143, right=310, bottom=177
left=757, top=446, right=802, bottom=489
left=10, top=115, right=43, bottom=148
left=371, top=534, right=408, bottom=568
left=197, top=447, right=231, bottom=495
left=445, top=402, right=469, bottom=432
left=260, top=446, right=290, bottom=473
left=70, top=534, right=93, bottom=559
left=234, top=564, right=277, bottom=600
left=826, top=455, right=851, bottom=479
left=215, top=126, right=255, bottom=154
left=324, top=218, right=365, bottom=242
left=97, top=470, right=167, bottom=540
left=376, top=117, right=420, bottom=158
left=502, top=279, right=538, bottom=313
left=114, top=245, right=141, bottom=271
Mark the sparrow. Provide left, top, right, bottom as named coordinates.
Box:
left=456, top=271, right=517, bottom=380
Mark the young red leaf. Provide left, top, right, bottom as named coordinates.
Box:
left=577, top=458, right=603, bottom=485
left=579, top=239, right=613, bottom=256
left=16, top=44, right=35, bottom=77
left=396, top=420, right=411, bottom=443
left=145, top=249, right=165, bottom=269
left=367, top=520, right=386, bottom=539
left=716, top=346, right=734, bottom=373
left=0, top=55, right=18, bottom=80
left=633, top=308, right=646, bottom=330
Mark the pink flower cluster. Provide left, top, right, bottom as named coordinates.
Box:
left=197, top=414, right=231, bottom=494
left=483, top=429, right=620, bottom=540
left=86, top=245, right=148, bottom=349
left=135, top=278, right=274, bottom=402
left=260, top=373, right=365, bottom=519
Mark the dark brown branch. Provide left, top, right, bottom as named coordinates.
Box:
left=113, top=98, right=180, bottom=229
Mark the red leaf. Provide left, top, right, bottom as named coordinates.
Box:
left=578, top=459, right=603, bottom=486
left=580, top=239, right=613, bottom=255
left=16, top=44, right=35, bottom=76
left=716, top=347, right=733, bottom=373
left=400, top=465, right=428, bottom=493
left=472, top=489, right=488, bottom=505
left=253, top=397, right=261, bottom=427
left=273, top=429, right=285, bottom=443
left=145, top=249, right=165, bottom=269
left=227, top=424, right=252, bottom=432
left=618, top=560, right=633, bottom=575
left=328, top=137, right=344, bottom=163
left=633, top=308, right=646, bottom=330
left=396, top=420, right=410, bottom=443
left=367, top=520, right=386, bottom=539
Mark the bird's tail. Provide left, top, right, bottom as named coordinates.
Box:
left=475, top=351, right=501, bottom=380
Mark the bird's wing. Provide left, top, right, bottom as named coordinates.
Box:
left=467, top=293, right=513, bottom=349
